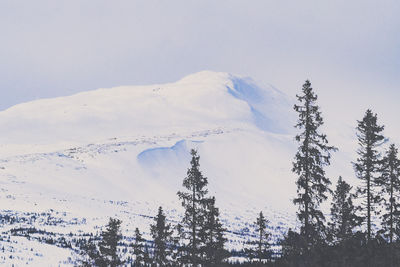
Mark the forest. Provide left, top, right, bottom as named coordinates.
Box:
left=68, top=80, right=400, bottom=267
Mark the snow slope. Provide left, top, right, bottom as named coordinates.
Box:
left=0, top=71, right=351, bottom=264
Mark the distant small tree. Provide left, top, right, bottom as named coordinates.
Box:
left=150, top=206, right=173, bottom=266
left=245, top=211, right=271, bottom=264
left=79, top=218, right=123, bottom=267
left=132, top=227, right=145, bottom=266
left=254, top=211, right=271, bottom=263
left=98, top=217, right=123, bottom=267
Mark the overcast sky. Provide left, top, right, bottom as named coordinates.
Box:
left=1, top=0, right=399, bottom=137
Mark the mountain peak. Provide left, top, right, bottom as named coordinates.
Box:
left=0, top=72, right=293, bottom=150
left=177, top=70, right=232, bottom=84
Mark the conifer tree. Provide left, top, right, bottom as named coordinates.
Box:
left=177, top=149, right=210, bottom=265
left=201, top=196, right=228, bottom=265
left=150, top=206, right=173, bottom=266
left=329, top=176, right=361, bottom=244
left=254, top=212, right=271, bottom=263
left=292, top=80, right=337, bottom=247
left=354, top=109, right=386, bottom=241
left=379, top=144, right=400, bottom=243
left=98, top=217, right=123, bottom=267
left=132, top=227, right=145, bottom=266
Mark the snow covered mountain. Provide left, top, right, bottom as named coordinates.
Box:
left=0, top=71, right=318, bottom=265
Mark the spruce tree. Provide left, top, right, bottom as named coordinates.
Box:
left=98, top=217, right=123, bottom=267
left=201, top=196, right=228, bottom=266
left=379, top=144, right=400, bottom=243
left=150, top=206, right=173, bottom=266
left=177, top=149, right=210, bottom=265
left=329, top=176, right=361, bottom=244
left=354, top=109, right=385, bottom=241
left=253, top=211, right=271, bottom=263
left=292, top=80, right=337, bottom=247
left=245, top=212, right=271, bottom=264
left=132, top=227, right=145, bottom=266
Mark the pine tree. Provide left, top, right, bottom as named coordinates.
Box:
left=379, top=144, right=400, bottom=243
left=292, top=80, right=337, bottom=247
left=177, top=149, right=210, bottom=265
left=329, top=176, right=361, bottom=244
left=354, top=109, right=386, bottom=241
left=98, top=217, right=123, bottom=267
left=132, top=227, right=145, bottom=266
left=249, top=211, right=271, bottom=263
left=244, top=212, right=270, bottom=263
left=201, top=196, right=228, bottom=266
left=150, top=206, right=173, bottom=266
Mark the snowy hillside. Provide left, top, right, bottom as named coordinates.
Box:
left=0, top=71, right=347, bottom=265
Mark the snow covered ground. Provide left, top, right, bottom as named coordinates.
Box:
left=0, top=71, right=357, bottom=265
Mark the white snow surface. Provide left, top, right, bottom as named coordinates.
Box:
left=0, top=71, right=353, bottom=265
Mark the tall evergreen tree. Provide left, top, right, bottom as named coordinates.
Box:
left=98, top=217, right=123, bottom=267
left=329, top=176, right=361, bottom=244
left=379, top=144, right=400, bottom=243
left=201, top=196, right=228, bottom=266
left=132, top=227, right=145, bottom=266
left=150, top=206, right=173, bottom=266
left=354, top=109, right=386, bottom=241
left=177, top=149, right=210, bottom=265
left=292, top=80, right=337, bottom=247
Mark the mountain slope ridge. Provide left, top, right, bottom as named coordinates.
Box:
left=0, top=71, right=293, bottom=149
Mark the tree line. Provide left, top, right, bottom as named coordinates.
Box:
left=279, top=81, right=400, bottom=267
left=77, top=80, right=400, bottom=266
left=78, top=149, right=270, bottom=266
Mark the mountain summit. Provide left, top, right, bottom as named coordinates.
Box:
left=0, top=71, right=293, bottom=149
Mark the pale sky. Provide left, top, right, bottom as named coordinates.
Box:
left=1, top=0, right=399, bottom=137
